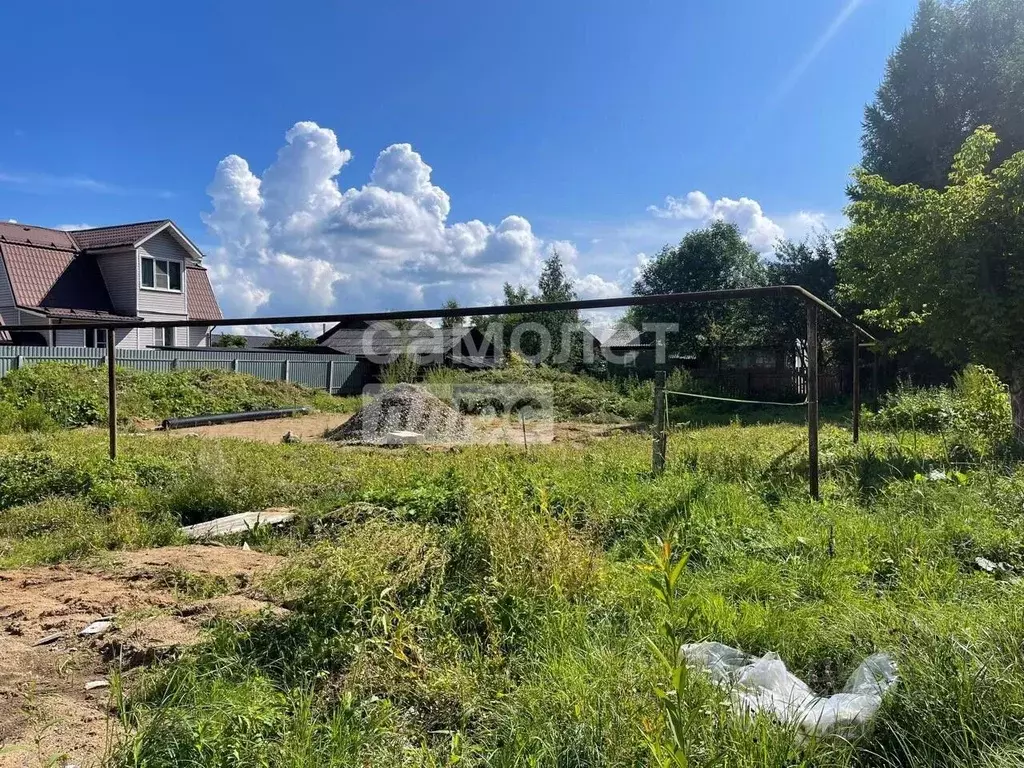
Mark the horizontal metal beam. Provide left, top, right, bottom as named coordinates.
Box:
left=0, top=285, right=877, bottom=342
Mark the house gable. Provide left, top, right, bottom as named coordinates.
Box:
left=137, top=230, right=189, bottom=316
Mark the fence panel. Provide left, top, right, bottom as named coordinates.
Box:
left=0, top=346, right=367, bottom=395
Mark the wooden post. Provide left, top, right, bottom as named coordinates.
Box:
left=652, top=369, right=667, bottom=476
left=852, top=330, right=860, bottom=444
left=107, top=328, right=117, bottom=462
left=807, top=304, right=819, bottom=499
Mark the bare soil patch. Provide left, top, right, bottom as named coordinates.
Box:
left=149, top=412, right=350, bottom=443
left=0, top=546, right=282, bottom=768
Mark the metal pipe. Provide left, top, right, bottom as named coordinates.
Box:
left=162, top=406, right=311, bottom=431
left=651, top=370, right=666, bottom=476
left=0, top=285, right=878, bottom=341
left=106, top=328, right=116, bottom=461
left=807, top=304, right=820, bottom=500
left=852, top=329, right=861, bottom=444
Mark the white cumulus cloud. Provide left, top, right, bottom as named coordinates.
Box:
left=202, top=121, right=552, bottom=319
left=647, top=191, right=785, bottom=253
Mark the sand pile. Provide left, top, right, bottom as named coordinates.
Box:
left=327, top=383, right=469, bottom=445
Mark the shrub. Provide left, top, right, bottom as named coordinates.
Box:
left=867, top=365, right=1012, bottom=446
left=380, top=354, right=419, bottom=387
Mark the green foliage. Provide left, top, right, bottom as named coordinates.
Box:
left=72, top=417, right=1024, bottom=767
left=0, top=363, right=346, bottom=430
left=212, top=333, right=247, bottom=348
left=867, top=365, right=1012, bottom=448
left=862, top=0, right=1024, bottom=189
left=267, top=328, right=317, bottom=348
left=440, top=298, right=463, bottom=329
left=630, top=221, right=766, bottom=357
left=0, top=404, right=1013, bottom=766
left=749, top=234, right=848, bottom=367
left=474, top=249, right=589, bottom=369
left=380, top=353, right=420, bottom=386
left=842, top=126, right=1024, bottom=428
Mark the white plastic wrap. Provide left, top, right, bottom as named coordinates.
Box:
left=680, top=642, right=897, bottom=738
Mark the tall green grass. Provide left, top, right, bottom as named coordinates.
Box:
left=0, top=402, right=1020, bottom=766
left=0, top=362, right=347, bottom=431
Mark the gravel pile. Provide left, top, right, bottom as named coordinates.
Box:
left=327, top=383, right=469, bottom=445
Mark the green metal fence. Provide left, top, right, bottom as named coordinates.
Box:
left=0, top=346, right=367, bottom=395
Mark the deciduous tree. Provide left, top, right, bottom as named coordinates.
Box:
left=842, top=126, right=1024, bottom=437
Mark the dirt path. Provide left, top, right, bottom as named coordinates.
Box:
left=148, top=411, right=640, bottom=447
left=0, top=546, right=282, bottom=768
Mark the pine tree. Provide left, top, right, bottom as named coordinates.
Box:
left=862, top=0, right=1024, bottom=189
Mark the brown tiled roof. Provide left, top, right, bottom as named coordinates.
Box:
left=186, top=266, right=223, bottom=320
left=0, top=220, right=222, bottom=325
left=0, top=242, right=116, bottom=312
left=25, top=307, right=141, bottom=322
left=69, top=220, right=168, bottom=251
left=0, top=222, right=77, bottom=250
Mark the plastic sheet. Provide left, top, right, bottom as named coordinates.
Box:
left=680, top=642, right=897, bottom=738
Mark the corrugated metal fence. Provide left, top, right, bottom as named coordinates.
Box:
left=0, top=346, right=367, bottom=395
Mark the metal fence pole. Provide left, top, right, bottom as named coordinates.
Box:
left=871, top=349, right=880, bottom=405
left=326, top=361, right=334, bottom=394
left=652, top=370, right=667, bottom=476
left=107, top=328, right=117, bottom=461
left=852, top=330, right=861, bottom=444
left=283, top=359, right=290, bottom=383
left=807, top=304, right=820, bottom=499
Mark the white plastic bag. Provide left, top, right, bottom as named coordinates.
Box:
left=680, top=642, right=897, bottom=738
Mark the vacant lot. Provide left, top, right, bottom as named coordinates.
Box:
left=0, top=406, right=1020, bottom=767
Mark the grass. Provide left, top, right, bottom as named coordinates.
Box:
left=0, top=410, right=1019, bottom=766
left=0, top=362, right=350, bottom=431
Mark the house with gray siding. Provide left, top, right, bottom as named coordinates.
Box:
left=0, top=220, right=222, bottom=348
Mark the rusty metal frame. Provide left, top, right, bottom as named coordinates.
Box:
left=0, top=285, right=875, bottom=498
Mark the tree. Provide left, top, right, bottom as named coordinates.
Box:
left=862, top=0, right=1024, bottom=189
left=841, top=126, right=1024, bottom=436
left=473, top=250, right=586, bottom=367
left=267, top=329, right=316, bottom=348
left=751, top=234, right=845, bottom=367
left=629, top=220, right=765, bottom=358
left=213, top=333, right=247, bottom=348
left=440, top=298, right=464, bottom=329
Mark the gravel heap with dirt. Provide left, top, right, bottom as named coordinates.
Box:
left=327, top=383, right=469, bottom=445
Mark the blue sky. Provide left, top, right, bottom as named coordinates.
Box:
left=0, top=0, right=917, bottom=327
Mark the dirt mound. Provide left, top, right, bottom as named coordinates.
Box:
left=326, top=383, right=469, bottom=445
left=0, top=546, right=283, bottom=768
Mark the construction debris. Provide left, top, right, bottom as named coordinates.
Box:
left=79, top=620, right=113, bottom=637
left=33, top=632, right=62, bottom=646
left=326, top=384, right=469, bottom=445
left=84, top=680, right=110, bottom=691
left=181, top=508, right=296, bottom=540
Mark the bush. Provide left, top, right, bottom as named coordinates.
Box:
left=379, top=355, right=419, bottom=387
left=868, top=365, right=1011, bottom=444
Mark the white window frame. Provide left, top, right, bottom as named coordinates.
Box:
left=85, top=328, right=108, bottom=348
left=141, top=256, right=183, bottom=292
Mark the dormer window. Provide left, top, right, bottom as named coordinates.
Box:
left=141, top=257, right=182, bottom=291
